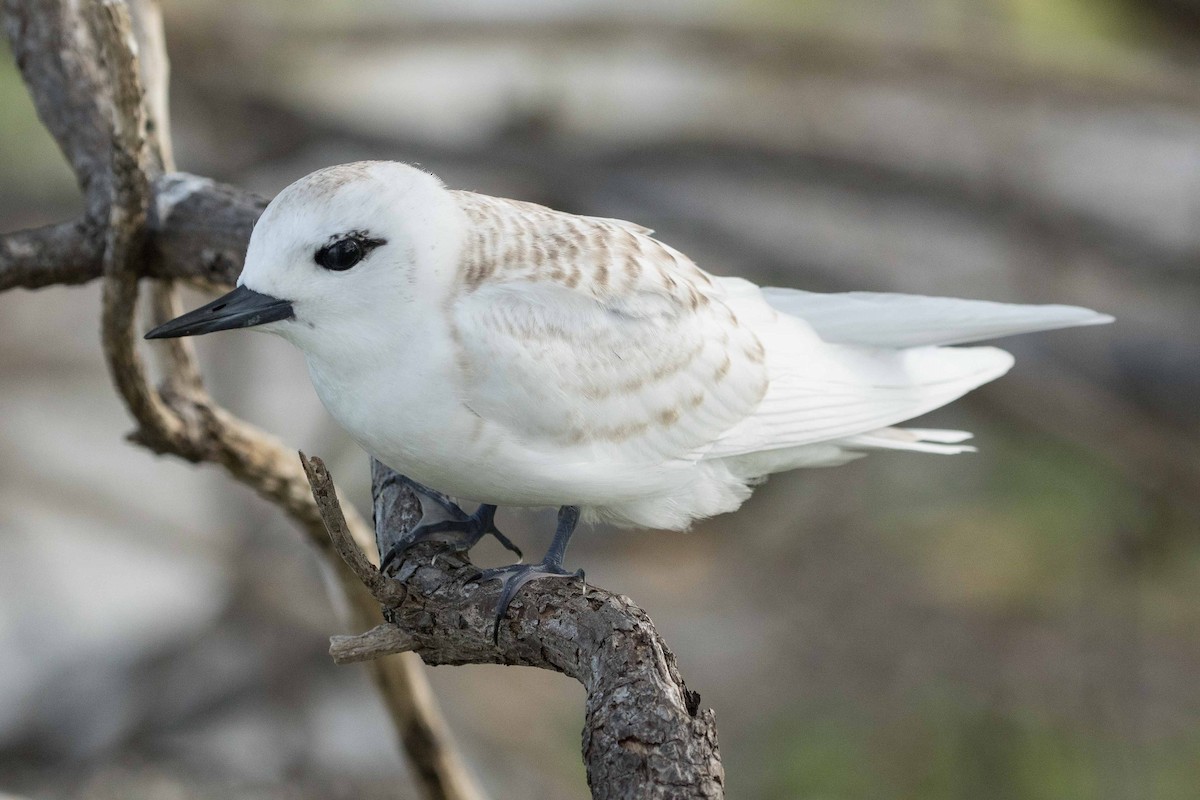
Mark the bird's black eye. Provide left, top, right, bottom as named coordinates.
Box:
left=315, top=238, right=365, bottom=271
left=314, top=232, right=386, bottom=271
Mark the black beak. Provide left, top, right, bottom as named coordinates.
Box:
left=144, top=285, right=294, bottom=339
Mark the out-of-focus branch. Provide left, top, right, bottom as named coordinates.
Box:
left=1, top=2, right=483, bottom=798
left=127, top=0, right=203, bottom=396
left=0, top=218, right=101, bottom=290
left=0, top=174, right=263, bottom=293
left=304, top=455, right=726, bottom=800
left=88, top=0, right=188, bottom=453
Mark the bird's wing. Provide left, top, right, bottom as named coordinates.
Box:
left=696, top=287, right=1017, bottom=459
left=449, top=193, right=766, bottom=463
left=696, top=283, right=1110, bottom=460
left=702, top=342, right=1014, bottom=459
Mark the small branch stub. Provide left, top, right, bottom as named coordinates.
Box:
left=330, top=624, right=416, bottom=664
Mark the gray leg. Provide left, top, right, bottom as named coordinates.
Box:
left=379, top=476, right=522, bottom=575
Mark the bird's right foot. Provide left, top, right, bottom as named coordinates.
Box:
left=467, top=505, right=584, bottom=643
left=470, top=560, right=584, bottom=643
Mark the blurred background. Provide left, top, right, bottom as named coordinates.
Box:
left=2, top=1, right=1199, bottom=797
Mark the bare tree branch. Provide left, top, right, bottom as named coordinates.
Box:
left=1, top=2, right=484, bottom=798
left=88, top=0, right=188, bottom=453
left=305, top=455, right=726, bottom=800
left=0, top=218, right=101, bottom=290
left=142, top=173, right=267, bottom=287
left=126, top=0, right=204, bottom=396
left=0, top=173, right=262, bottom=293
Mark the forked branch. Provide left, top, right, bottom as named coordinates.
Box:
left=1, top=1, right=481, bottom=798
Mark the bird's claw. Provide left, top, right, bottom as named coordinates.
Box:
left=379, top=511, right=523, bottom=576
left=469, top=561, right=585, bottom=643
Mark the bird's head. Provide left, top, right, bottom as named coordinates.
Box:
left=146, top=161, right=461, bottom=351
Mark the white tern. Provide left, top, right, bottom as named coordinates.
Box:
left=148, top=161, right=1113, bottom=633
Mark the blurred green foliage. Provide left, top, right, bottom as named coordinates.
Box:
left=758, top=693, right=1200, bottom=799
left=740, top=0, right=1165, bottom=75
left=745, top=431, right=1200, bottom=799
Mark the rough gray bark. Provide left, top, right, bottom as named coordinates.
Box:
left=0, top=218, right=102, bottom=290
left=302, top=456, right=726, bottom=800
left=144, top=173, right=268, bottom=287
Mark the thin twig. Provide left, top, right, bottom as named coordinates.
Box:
left=331, top=625, right=416, bottom=664
left=301, top=453, right=406, bottom=605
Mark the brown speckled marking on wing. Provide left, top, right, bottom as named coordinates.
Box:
left=448, top=191, right=770, bottom=462
left=453, top=192, right=718, bottom=305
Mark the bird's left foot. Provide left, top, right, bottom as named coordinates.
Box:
left=379, top=478, right=522, bottom=575
left=470, top=561, right=585, bottom=643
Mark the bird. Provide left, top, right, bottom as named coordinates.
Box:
left=147, top=160, right=1113, bottom=637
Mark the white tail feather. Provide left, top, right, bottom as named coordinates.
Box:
left=898, top=428, right=974, bottom=444
left=839, top=427, right=977, bottom=455
left=760, top=288, right=1113, bottom=348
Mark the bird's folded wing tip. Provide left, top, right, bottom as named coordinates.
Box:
left=1055, top=306, right=1114, bottom=326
